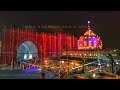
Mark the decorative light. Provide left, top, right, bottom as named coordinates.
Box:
left=80, top=44, right=82, bottom=46
left=38, top=68, right=42, bottom=71
left=98, top=63, right=101, bottom=65
left=92, top=73, right=96, bottom=77
left=116, top=62, right=119, bottom=64
left=114, top=49, right=116, bottom=52
left=94, top=45, right=96, bottom=48
left=45, top=60, right=47, bottom=63
left=29, top=54, right=32, bottom=59
left=61, top=61, right=64, bottom=63
left=24, top=54, right=27, bottom=60
left=71, top=62, right=74, bottom=64
left=107, top=64, right=109, bottom=66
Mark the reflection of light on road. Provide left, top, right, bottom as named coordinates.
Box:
left=87, top=64, right=106, bottom=72
left=84, top=61, right=98, bottom=66
left=71, top=60, right=107, bottom=72
left=22, top=68, right=38, bottom=73
left=72, top=65, right=82, bottom=70
left=88, top=68, right=99, bottom=72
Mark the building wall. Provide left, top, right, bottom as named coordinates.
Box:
left=62, top=50, right=100, bottom=59
left=61, top=49, right=120, bottom=60
left=1, top=28, right=78, bottom=64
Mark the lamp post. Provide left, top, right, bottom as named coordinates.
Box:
left=108, top=54, right=114, bottom=74
left=67, top=48, right=70, bottom=76
left=97, top=48, right=102, bottom=73
left=111, top=59, right=114, bottom=74
left=64, top=44, right=70, bottom=76
left=11, top=59, right=13, bottom=69
left=82, top=54, right=85, bottom=73
left=67, top=58, right=70, bottom=76
left=40, top=46, right=42, bottom=65
left=97, top=51, right=101, bottom=72
left=106, top=53, right=115, bottom=74
left=83, top=60, right=85, bottom=73
left=98, top=59, right=101, bottom=72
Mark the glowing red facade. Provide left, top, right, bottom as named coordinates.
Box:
left=0, top=27, right=78, bottom=64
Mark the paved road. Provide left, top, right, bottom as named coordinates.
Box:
left=0, top=68, right=56, bottom=79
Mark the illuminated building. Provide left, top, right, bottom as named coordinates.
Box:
left=62, top=21, right=103, bottom=59
left=77, top=21, right=102, bottom=50
left=61, top=21, right=120, bottom=60
left=0, top=21, right=119, bottom=65
left=0, top=28, right=78, bottom=65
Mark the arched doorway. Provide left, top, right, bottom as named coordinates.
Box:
left=17, top=41, right=38, bottom=62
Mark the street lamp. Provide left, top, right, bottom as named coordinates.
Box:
left=82, top=54, right=85, bottom=73
left=106, top=53, right=115, bottom=74
left=98, top=57, right=101, bottom=72
left=67, top=59, right=70, bottom=76
left=64, top=44, right=70, bottom=76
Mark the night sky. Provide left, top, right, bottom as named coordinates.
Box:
left=0, top=11, right=120, bottom=49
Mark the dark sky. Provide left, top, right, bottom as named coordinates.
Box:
left=0, top=11, right=120, bottom=49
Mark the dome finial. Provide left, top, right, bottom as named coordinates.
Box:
left=88, top=21, right=90, bottom=30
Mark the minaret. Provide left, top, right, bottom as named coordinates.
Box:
left=88, top=21, right=90, bottom=30
left=88, top=21, right=91, bottom=36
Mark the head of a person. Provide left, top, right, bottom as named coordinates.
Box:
left=40, top=73, right=45, bottom=79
